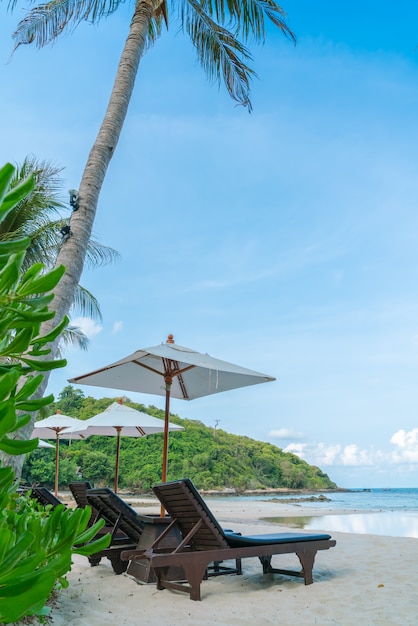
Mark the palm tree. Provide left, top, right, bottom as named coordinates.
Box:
left=3, top=0, right=295, bottom=475
left=1, top=155, right=120, bottom=351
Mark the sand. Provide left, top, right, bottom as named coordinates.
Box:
left=48, top=497, right=418, bottom=626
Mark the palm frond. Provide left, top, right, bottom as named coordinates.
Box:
left=84, top=236, right=121, bottom=269
left=176, top=0, right=295, bottom=44
left=71, top=285, right=103, bottom=321
left=12, top=0, right=127, bottom=49
left=59, top=324, right=90, bottom=352
left=147, top=12, right=164, bottom=47
left=181, top=0, right=256, bottom=110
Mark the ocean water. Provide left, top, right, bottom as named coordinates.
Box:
left=214, top=488, right=418, bottom=539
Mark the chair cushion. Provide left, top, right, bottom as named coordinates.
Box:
left=225, top=532, right=331, bottom=547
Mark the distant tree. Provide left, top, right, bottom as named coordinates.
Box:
left=79, top=449, right=114, bottom=486
left=55, top=385, right=86, bottom=415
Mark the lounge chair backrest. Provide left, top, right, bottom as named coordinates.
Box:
left=30, top=487, right=63, bottom=508
left=86, top=487, right=147, bottom=543
left=152, top=478, right=230, bottom=551
left=69, top=481, right=94, bottom=508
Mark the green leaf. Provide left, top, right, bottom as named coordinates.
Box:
left=14, top=373, right=44, bottom=401
left=0, top=532, right=35, bottom=580
left=0, top=570, right=55, bottom=623
left=0, top=404, right=17, bottom=438
left=0, top=163, right=15, bottom=205
left=18, top=265, right=66, bottom=297
left=11, top=412, right=31, bottom=431
left=0, top=175, right=35, bottom=220
left=0, top=437, right=38, bottom=455
left=0, top=253, right=22, bottom=293
left=0, top=237, right=30, bottom=255
left=25, top=294, right=55, bottom=308
left=2, top=327, right=34, bottom=356
left=74, top=531, right=111, bottom=556
left=32, top=314, right=69, bottom=346
left=5, top=308, right=55, bottom=323
left=20, top=262, right=44, bottom=284
left=16, top=395, right=54, bottom=411
left=19, top=357, right=67, bottom=371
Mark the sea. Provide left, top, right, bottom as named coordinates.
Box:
left=211, top=488, right=418, bottom=539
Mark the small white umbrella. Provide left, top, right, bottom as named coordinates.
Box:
left=69, top=335, right=275, bottom=484
left=31, top=411, right=86, bottom=496
left=66, top=400, right=184, bottom=492
left=38, top=440, right=55, bottom=449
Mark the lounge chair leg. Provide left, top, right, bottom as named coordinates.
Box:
left=109, top=556, right=129, bottom=575
left=156, top=561, right=208, bottom=600
left=183, top=562, right=208, bottom=601
left=260, top=556, right=272, bottom=574
left=296, top=548, right=317, bottom=585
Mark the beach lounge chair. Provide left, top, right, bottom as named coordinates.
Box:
left=69, top=481, right=110, bottom=528
left=121, top=478, right=337, bottom=600
left=85, top=487, right=185, bottom=578
left=27, top=485, right=133, bottom=574
left=84, top=487, right=152, bottom=574
left=29, top=486, right=64, bottom=508
left=85, top=487, right=236, bottom=582
left=69, top=480, right=94, bottom=509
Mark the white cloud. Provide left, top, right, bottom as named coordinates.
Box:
left=390, top=428, right=418, bottom=463
left=269, top=428, right=305, bottom=440
left=285, top=442, right=377, bottom=467
left=340, top=444, right=374, bottom=466
left=71, top=317, right=103, bottom=339
left=112, top=321, right=124, bottom=334
left=285, top=429, right=418, bottom=469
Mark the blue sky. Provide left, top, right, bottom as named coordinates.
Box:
left=1, top=1, right=418, bottom=488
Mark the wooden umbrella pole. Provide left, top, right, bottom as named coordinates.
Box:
left=54, top=431, right=59, bottom=497
left=114, top=428, right=122, bottom=493
left=160, top=377, right=172, bottom=516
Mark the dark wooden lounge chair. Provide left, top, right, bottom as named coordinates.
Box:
left=85, top=487, right=184, bottom=577
left=121, top=478, right=337, bottom=601
left=69, top=481, right=94, bottom=509
left=27, top=485, right=131, bottom=574
left=29, top=486, right=64, bottom=508
left=69, top=481, right=110, bottom=528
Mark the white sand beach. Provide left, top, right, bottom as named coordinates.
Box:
left=49, top=497, right=418, bottom=626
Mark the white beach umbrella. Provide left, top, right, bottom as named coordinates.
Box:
left=68, top=334, right=275, bottom=484
left=38, top=440, right=55, bottom=449
left=31, top=411, right=86, bottom=496
left=66, top=400, right=184, bottom=492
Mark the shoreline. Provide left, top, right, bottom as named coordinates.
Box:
left=47, top=498, right=417, bottom=625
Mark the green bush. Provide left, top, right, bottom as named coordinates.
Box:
left=0, top=162, right=111, bottom=624
left=22, top=448, right=80, bottom=488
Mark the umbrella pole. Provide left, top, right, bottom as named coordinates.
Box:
left=160, top=378, right=172, bottom=516
left=162, top=379, right=172, bottom=483
left=114, top=428, right=121, bottom=493
left=54, top=431, right=59, bottom=497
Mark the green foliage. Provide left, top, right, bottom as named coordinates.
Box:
left=74, top=449, right=113, bottom=486
left=44, top=386, right=338, bottom=492
left=0, top=162, right=110, bottom=624
left=0, top=473, right=110, bottom=624
left=22, top=447, right=80, bottom=488
left=56, top=384, right=86, bottom=415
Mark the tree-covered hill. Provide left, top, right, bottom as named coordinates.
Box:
left=23, top=386, right=337, bottom=492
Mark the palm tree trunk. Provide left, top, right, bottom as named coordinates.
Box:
left=1, top=1, right=156, bottom=478
left=46, top=0, right=155, bottom=340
